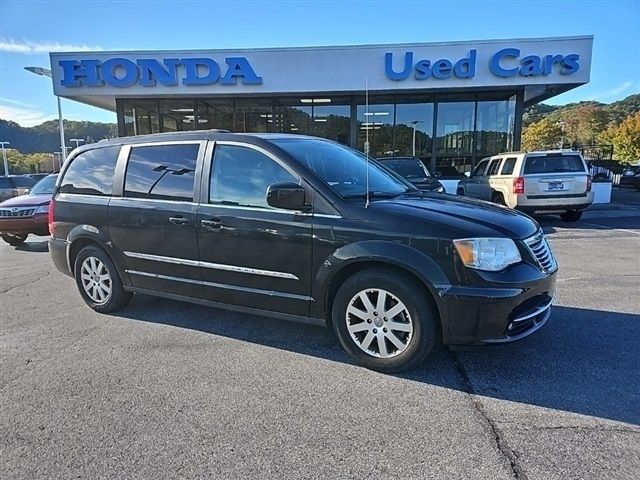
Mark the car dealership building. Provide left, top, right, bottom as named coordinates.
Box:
left=49, top=35, right=592, bottom=176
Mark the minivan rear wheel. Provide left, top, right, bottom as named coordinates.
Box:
left=560, top=210, right=583, bottom=222
left=74, top=246, right=133, bottom=313
left=332, top=267, right=438, bottom=373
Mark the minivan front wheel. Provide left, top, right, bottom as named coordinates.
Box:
left=560, top=210, right=583, bottom=222
left=74, top=246, right=133, bottom=313
left=332, top=268, right=438, bottom=373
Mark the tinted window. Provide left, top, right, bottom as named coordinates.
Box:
left=487, top=159, right=502, bottom=176
left=524, top=155, right=586, bottom=174
left=382, top=159, right=430, bottom=181
left=210, top=145, right=298, bottom=208
left=60, top=147, right=120, bottom=195
left=11, top=176, right=36, bottom=188
left=500, top=158, right=517, bottom=175
left=471, top=160, right=489, bottom=177
left=124, top=144, right=199, bottom=201
left=0, top=177, right=15, bottom=188
left=273, top=139, right=411, bottom=198
left=29, top=175, right=58, bottom=195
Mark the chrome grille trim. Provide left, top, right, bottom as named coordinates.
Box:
left=0, top=207, right=36, bottom=218
left=524, top=230, right=557, bottom=273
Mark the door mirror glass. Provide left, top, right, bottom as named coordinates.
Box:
left=266, top=182, right=309, bottom=211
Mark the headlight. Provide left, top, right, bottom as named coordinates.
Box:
left=453, top=238, right=521, bottom=271
left=34, top=204, right=49, bottom=214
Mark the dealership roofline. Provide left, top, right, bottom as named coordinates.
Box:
left=49, top=35, right=594, bottom=57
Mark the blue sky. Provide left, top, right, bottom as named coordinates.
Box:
left=1, top=0, right=638, bottom=126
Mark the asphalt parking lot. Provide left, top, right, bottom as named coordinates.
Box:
left=1, top=200, right=639, bottom=479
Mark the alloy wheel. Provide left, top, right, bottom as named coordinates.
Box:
left=80, top=256, right=112, bottom=304
left=345, top=288, right=413, bottom=358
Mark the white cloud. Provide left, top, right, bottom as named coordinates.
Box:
left=0, top=38, right=101, bottom=54
left=0, top=97, right=38, bottom=109
left=585, top=81, right=635, bottom=101
left=0, top=104, right=55, bottom=127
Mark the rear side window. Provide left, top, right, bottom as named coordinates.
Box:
left=471, top=160, right=489, bottom=177
left=11, top=176, right=36, bottom=188
left=124, top=143, right=199, bottom=201
left=59, top=147, right=120, bottom=195
left=487, top=159, right=502, bottom=176
left=0, top=177, right=15, bottom=188
left=524, top=155, right=586, bottom=174
left=500, top=158, right=517, bottom=175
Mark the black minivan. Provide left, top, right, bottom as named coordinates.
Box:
left=49, top=131, right=557, bottom=372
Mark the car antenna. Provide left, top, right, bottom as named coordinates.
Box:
left=365, top=76, right=370, bottom=209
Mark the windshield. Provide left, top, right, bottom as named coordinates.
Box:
left=382, top=159, right=431, bottom=181
left=29, top=175, right=57, bottom=195
left=273, top=139, right=411, bottom=198
left=524, top=155, right=586, bottom=174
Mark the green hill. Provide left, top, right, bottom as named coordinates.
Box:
left=0, top=119, right=117, bottom=154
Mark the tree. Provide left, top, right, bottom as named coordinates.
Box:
left=601, top=112, right=640, bottom=161
left=522, top=118, right=563, bottom=151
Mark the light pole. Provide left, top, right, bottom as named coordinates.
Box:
left=70, top=138, right=85, bottom=149
left=407, top=121, right=424, bottom=157
left=53, top=152, right=62, bottom=171
left=1, top=141, right=10, bottom=176
left=24, top=66, right=66, bottom=162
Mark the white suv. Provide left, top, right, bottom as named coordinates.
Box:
left=457, top=150, right=594, bottom=221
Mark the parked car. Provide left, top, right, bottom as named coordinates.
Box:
left=0, top=175, right=38, bottom=202
left=0, top=174, right=57, bottom=246
left=28, top=173, right=50, bottom=182
left=633, top=171, right=640, bottom=191
left=457, top=150, right=594, bottom=222
left=9, top=175, right=37, bottom=195
left=49, top=133, right=556, bottom=372
left=619, top=167, right=640, bottom=188
left=376, top=157, right=444, bottom=192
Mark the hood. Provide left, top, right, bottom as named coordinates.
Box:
left=371, top=193, right=539, bottom=239
left=412, top=178, right=444, bottom=191
left=0, top=194, right=51, bottom=208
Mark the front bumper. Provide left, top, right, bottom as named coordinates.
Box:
left=0, top=215, right=48, bottom=235
left=439, top=269, right=556, bottom=345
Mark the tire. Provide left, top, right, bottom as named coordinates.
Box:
left=560, top=210, right=583, bottom=222
left=1, top=233, right=27, bottom=246
left=456, top=188, right=464, bottom=196
left=74, top=245, right=133, bottom=313
left=331, top=267, right=438, bottom=373
left=492, top=193, right=506, bottom=206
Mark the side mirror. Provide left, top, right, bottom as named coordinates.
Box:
left=266, top=182, right=309, bottom=211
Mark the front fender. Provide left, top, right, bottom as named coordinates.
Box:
left=313, top=240, right=451, bottom=323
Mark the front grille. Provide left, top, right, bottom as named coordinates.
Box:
left=505, top=295, right=553, bottom=337
left=0, top=207, right=35, bottom=218
left=524, top=230, right=557, bottom=273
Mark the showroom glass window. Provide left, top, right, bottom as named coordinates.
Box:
left=435, top=100, right=476, bottom=177
left=210, top=145, right=298, bottom=208
left=394, top=97, right=434, bottom=165
left=196, top=99, right=235, bottom=131
left=121, top=100, right=160, bottom=136
left=310, top=98, right=351, bottom=145
left=475, top=94, right=516, bottom=158
left=159, top=100, right=197, bottom=132
left=356, top=99, right=394, bottom=158
left=59, top=147, right=120, bottom=195
left=124, top=144, right=199, bottom=201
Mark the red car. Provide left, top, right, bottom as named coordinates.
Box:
left=0, top=174, right=57, bottom=246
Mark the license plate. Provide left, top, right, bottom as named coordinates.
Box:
left=548, top=182, right=564, bottom=191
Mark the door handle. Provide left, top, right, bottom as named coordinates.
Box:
left=169, top=216, right=189, bottom=226
left=201, top=218, right=222, bottom=231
